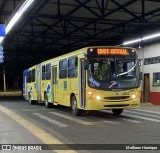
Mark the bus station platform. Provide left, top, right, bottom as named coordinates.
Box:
left=0, top=101, right=76, bottom=153
left=0, top=90, right=22, bottom=97
left=0, top=107, right=45, bottom=152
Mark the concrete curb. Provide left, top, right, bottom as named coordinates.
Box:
left=0, top=91, right=22, bottom=96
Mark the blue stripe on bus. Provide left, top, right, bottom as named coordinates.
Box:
left=23, top=69, right=29, bottom=75
left=64, top=81, right=67, bottom=90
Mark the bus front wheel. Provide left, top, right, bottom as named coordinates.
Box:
left=112, top=109, right=123, bottom=116
left=71, top=95, right=80, bottom=116
left=45, top=94, right=52, bottom=108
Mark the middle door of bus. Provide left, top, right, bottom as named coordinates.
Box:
left=52, top=66, right=57, bottom=102
left=36, top=64, right=41, bottom=101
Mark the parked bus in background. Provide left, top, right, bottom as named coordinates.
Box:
left=23, top=46, right=141, bottom=116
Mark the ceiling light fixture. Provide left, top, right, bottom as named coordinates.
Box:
left=0, top=0, right=34, bottom=44
left=6, top=0, right=35, bottom=34
left=123, top=32, right=160, bottom=46
left=123, top=38, right=142, bottom=45
left=0, top=37, right=4, bottom=43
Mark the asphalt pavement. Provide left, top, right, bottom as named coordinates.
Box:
left=0, top=97, right=160, bottom=153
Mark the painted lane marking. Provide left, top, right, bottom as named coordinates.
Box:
left=100, top=110, right=141, bottom=123
left=120, top=118, right=141, bottom=124
left=33, top=113, right=68, bottom=128
left=124, top=110, right=160, bottom=119
left=49, top=112, right=94, bottom=125
left=103, top=120, right=119, bottom=124
left=14, top=108, right=47, bottom=112
left=0, top=105, right=77, bottom=153
left=122, top=113, right=160, bottom=123
left=133, top=109, right=160, bottom=115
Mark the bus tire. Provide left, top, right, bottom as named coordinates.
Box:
left=29, top=93, right=34, bottom=105
left=71, top=95, right=80, bottom=116
left=112, top=109, right=123, bottom=116
left=45, top=94, right=52, bottom=108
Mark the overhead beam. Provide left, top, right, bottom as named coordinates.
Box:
left=36, top=0, right=138, bottom=50
left=95, top=0, right=109, bottom=16
left=74, top=0, right=101, bottom=17
left=141, top=0, right=145, bottom=21
left=110, top=0, right=138, bottom=19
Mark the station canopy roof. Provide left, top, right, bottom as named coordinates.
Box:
left=1, top=0, right=160, bottom=66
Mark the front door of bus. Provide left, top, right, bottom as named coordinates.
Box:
left=52, top=66, right=57, bottom=102
left=80, top=60, right=86, bottom=108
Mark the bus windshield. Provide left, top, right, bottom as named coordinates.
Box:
left=88, top=57, right=140, bottom=90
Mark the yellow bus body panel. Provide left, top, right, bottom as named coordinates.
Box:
left=85, top=87, right=141, bottom=110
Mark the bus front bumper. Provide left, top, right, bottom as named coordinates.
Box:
left=86, top=98, right=140, bottom=110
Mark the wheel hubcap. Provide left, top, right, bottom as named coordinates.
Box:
left=45, top=97, right=48, bottom=106
left=72, top=100, right=76, bottom=110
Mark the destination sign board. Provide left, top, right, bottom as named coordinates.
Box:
left=97, top=48, right=129, bottom=55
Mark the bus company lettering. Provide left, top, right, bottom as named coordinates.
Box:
left=97, top=48, right=129, bottom=55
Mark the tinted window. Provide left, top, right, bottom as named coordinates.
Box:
left=46, top=64, right=51, bottom=80
left=42, top=65, right=45, bottom=80
left=29, top=70, right=32, bottom=83
left=59, top=59, right=68, bottom=79
left=68, top=69, right=78, bottom=78
left=68, top=57, right=77, bottom=68
left=59, top=70, right=67, bottom=78
left=27, top=73, right=29, bottom=83
left=60, top=59, right=67, bottom=69
left=68, top=57, right=78, bottom=78
left=32, top=69, right=35, bottom=82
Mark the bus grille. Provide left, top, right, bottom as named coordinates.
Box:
left=104, top=104, right=129, bottom=107
left=104, top=96, right=130, bottom=101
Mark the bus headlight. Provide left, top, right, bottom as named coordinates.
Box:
left=88, top=91, right=92, bottom=95
left=132, top=94, right=136, bottom=99
left=96, top=96, right=101, bottom=100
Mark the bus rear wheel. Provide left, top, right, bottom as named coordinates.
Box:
left=112, top=109, right=123, bottom=116
left=29, top=93, right=33, bottom=105
left=71, top=95, right=80, bottom=116
left=45, top=94, right=52, bottom=108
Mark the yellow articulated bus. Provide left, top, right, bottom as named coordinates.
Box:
left=23, top=46, right=141, bottom=116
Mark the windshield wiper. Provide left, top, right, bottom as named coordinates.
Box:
left=109, top=80, right=117, bottom=88
left=117, top=60, right=137, bottom=77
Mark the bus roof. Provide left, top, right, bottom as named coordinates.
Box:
left=25, top=46, right=136, bottom=69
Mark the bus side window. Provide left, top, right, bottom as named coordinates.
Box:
left=27, top=72, right=29, bottom=83
left=32, top=69, right=35, bottom=82
left=59, top=59, right=67, bottom=78
left=46, top=64, right=51, bottom=80
left=68, top=57, right=78, bottom=78
left=29, top=70, right=32, bottom=83
left=42, top=65, right=46, bottom=80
